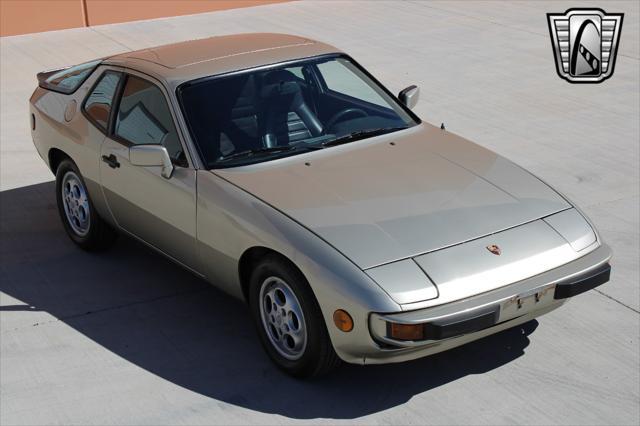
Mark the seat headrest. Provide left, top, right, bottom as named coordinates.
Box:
left=263, top=69, right=299, bottom=84
left=260, top=81, right=300, bottom=98
left=260, top=69, right=303, bottom=98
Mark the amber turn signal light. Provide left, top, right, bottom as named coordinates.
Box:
left=333, top=309, right=354, bottom=332
left=388, top=322, right=425, bottom=341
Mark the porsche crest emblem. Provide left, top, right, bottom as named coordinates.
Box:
left=486, top=244, right=502, bottom=256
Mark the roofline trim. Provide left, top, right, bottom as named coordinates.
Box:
left=126, top=40, right=317, bottom=69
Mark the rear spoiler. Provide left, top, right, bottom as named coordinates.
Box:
left=37, top=59, right=102, bottom=95
left=37, top=68, right=64, bottom=85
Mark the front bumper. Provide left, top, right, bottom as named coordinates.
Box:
left=349, top=243, right=611, bottom=364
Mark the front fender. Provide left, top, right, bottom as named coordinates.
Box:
left=196, top=170, right=400, bottom=363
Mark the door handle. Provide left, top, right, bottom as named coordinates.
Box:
left=101, top=154, right=120, bottom=169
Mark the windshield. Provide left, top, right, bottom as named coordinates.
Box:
left=178, top=55, right=419, bottom=168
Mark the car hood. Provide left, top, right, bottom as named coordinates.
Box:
left=214, top=124, right=571, bottom=269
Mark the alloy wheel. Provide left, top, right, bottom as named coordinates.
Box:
left=61, top=171, right=90, bottom=236
left=259, top=276, right=308, bottom=360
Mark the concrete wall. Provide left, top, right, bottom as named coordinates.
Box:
left=0, top=0, right=289, bottom=36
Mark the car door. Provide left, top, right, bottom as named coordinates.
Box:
left=98, top=70, right=199, bottom=273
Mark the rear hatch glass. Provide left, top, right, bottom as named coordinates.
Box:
left=38, top=60, right=101, bottom=94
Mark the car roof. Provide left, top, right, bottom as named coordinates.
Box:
left=103, top=33, right=341, bottom=90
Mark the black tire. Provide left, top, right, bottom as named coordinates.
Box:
left=55, top=158, right=117, bottom=251
left=249, top=254, right=341, bottom=378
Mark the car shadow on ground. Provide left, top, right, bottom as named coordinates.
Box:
left=1, top=182, right=539, bottom=419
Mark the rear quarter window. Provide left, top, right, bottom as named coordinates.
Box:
left=83, top=71, right=121, bottom=132
left=38, top=60, right=101, bottom=94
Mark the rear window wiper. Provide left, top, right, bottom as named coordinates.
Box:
left=217, top=146, right=294, bottom=162
left=322, top=127, right=407, bottom=147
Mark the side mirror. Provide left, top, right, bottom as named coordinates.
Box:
left=398, top=85, right=420, bottom=110
left=129, top=145, right=174, bottom=179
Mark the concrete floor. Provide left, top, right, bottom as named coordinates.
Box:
left=1, top=1, right=638, bottom=424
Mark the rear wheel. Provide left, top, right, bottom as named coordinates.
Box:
left=249, top=255, right=341, bottom=378
left=55, top=159, right=117, bottom=250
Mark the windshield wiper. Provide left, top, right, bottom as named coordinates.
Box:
left=217, top=146, right=294, bottom=162
left=322, top=127, right=407, bottom=147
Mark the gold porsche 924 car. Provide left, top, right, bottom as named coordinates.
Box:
left=29, top=34, right=612, bottom=377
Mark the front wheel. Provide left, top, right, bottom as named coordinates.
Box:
left=249, top=255, right=341, bottom=378
left=55, top=159, right=117, bottom=250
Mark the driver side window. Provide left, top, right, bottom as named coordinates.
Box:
left=317, top=60, right=387, bottom=107
left=115, top=75, right=186, bottom=166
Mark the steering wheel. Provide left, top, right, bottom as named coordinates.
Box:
left=324, top=108, right=368, bottom=133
